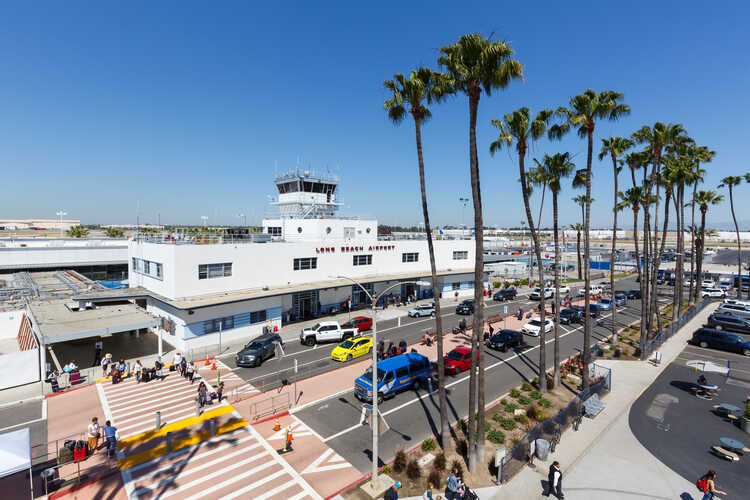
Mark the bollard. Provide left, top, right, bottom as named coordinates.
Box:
left=397, top=316, right=401, bottom=328
left=155, top=411, right=161, bottom=430
left=195, top=398, right=201, bottom=417
left=210, top=418, right=216, bottom=437
left=166, top=432, right=172, bottom=452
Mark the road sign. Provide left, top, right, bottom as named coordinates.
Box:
left=504, top=305, right=508, bottom=315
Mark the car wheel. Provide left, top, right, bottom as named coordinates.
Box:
left=699, top=341, right=709, bottom=348
left=413, top=379, right=421, bottom=391
left=377, top=393, right=384, bottom=405
left=501, top=345, right=507, bottom=353
left=744, top=349, right=750, bottom=357
left=431, top=312, right=436, bottom=318
left=367, top=347, right=372, bottom=354
left=346, top=354, right=351, bottom=361
left=715, top=325, right=722, bottom=330
left=305, top=337, right=316, bottom=346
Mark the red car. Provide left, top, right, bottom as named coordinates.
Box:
left=342, top=316, right=373, bottom=332
left=444, top=347, right=477, bottom=375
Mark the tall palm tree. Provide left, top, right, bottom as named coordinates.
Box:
left=383, top=67, right=450, bottom=447
left=599, top=137, right=632, bottom=341
left=490, top=108, right=553, bottom=400
left=718, top=176, right=743, bottom=298
left=570, top=222, right=584, bottom=280
left=66, top=225, right=89, bottom=238
left=549, top=89, right=630, bottom=386
left=694, top=190, right=724, bottom=294
left=572, top=194, right=587, bottom=279
left=688, top=146, right=713, bottom=303
left=439, top=32, right=523, bottom=472
left=663, top=151, right=693, bottom=318
left=533, top=153, right=575, bottom=387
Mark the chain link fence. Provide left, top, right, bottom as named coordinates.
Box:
left=640, top=296, right=710, bottom=359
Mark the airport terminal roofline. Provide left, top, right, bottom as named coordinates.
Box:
left=72, top=267, right=481, bottom=311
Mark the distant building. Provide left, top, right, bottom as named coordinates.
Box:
left=0, top=219, right=80, bottom=230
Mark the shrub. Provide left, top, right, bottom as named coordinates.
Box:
left=498, top=417, right=516, bottom=431
left=381, top=464, right=392, bottom=474
left=532, top=376, right=540, bottom=388
left=529, top=390, right=542, bottom=400
left=514, top=414, right=528, bottom=424
left=433, top=452, right=446, bottom=471
left=500, top=398, right=509, bottom=406
left=546, top=373, right=555, bottom=390
left=526, top=405, right=538, bottom=420
left=427, top=468, right=442, bottom=490
left=538, top=398, right=551, bottom=409
left=535, top=408, right=548, bottom=421
left=503, top=403, right=519, bottom=414
left=745, top=400, right=750, bottom=420
left=450, top=459, right=464, bottom=478
left=492, top=412, right=503, bottom=422
left=421, top=438, right=436, bottom=452
left=406, top=458, right=421, bottom=480
left=521, top=382, right=533, bottom=392
left=457, top=418, right=468, bottom=434
left=393, top=449, right=407, bottom=473
left=510, top=388, right=521, bottom=398
left=487, top=429, right=505, bottom=444
left=455, top=439, right=468, bottom=460
left=518, top=396, right=531, bottom=405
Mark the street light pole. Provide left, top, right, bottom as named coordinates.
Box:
left=56, top=210, right=67, bottom=237
left=459, top=198, right=469, bottom=238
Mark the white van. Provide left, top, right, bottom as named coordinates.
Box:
left=716, top=302, right=750, bottom=320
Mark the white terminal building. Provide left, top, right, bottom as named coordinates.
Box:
left=122, top=171, right=485, bottom=351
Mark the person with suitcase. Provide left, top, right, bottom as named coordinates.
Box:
left=197, top=382, right=208, bottom=408
left=103, top=421, right=117, bottom=459
left=87, top=417, right=100, bottom=453
left=187, top=361, right=196, bottom=383
left=154, top=358, right=164, bottom=381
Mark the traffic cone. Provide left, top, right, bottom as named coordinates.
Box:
left=273, top=419, right=280, bottom=432
left=204, top=358, right=210, bottom=366
left=211, top=362, right=216, bottom=370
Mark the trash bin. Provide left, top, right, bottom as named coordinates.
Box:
left=535, top=438, right=550, bottom=461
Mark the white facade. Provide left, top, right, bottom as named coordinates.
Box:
left=0, top=238, right=128, bottom=270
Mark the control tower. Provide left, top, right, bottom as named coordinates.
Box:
left=271, top=170, right=342, bottom=219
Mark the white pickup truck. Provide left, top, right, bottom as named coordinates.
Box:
left=300, top=321, right=359, bottom=346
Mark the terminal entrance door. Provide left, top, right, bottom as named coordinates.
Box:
left=292, top=290, right=319, bottom=320
left=401, top=283, right=416, bottom=300
left=351, top=283, right=374, bottom=307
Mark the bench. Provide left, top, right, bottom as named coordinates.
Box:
left=583, top=393, right=606, bottom=418
left=711, top=445, right=740, bottom=461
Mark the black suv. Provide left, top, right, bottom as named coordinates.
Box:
left=572, top=304, right=601, bottom=317
left=626, top=289, right=641, bottom=299
left=235, top=333, right=283, bottom=367
left=559, top=308, right=583, bottom=325
left=493, top=288, right=517, bottom=301
left=486, top=330, right=523, bottom=352
left=706, top=313, right=750, bottom=334
left=456, top=300, right=475, bottom=315
left=690, top=328, right=750, bottom=356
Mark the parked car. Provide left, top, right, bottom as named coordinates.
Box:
left=702, top=288, right=727, bottom=299
left=408, top=304, right=436, bottom=318
left=300, top=321, right=359, bottom=346
left=706, top=313, right=750, bottom=334
left=626, top=289, right=641, bottom=299
left=331, top=337, right=373, bottom=362
left=493, top=288, right=517, bottom=301
left=559, top=308, right=583, bottom=325
left=716, top=303, right=750, bottom=320
left=456, top=299, right=475, bottom=315
left=690, top=328, right=750, bottom=356
left=555, top=284, right=571, bottom=295
left=723, top=298, right=750, bottom=307
left=572, top=304, right=601, bottom=317
left=701, top=279, right=716, bottom=289
left=521, top=318, right=554, bottom=337
left=341, top=316, right=373, bottom=332
left=530, top=287, right=554, bottom=300
left=235, top=333, right=283, bottom=367
left=718, top=281, right=733, bottom=291
left=353, top=352, right=432, bottom=403
left=599, top=280, right=612, bottom=290
left=578, top=285, right=603, bottom=297
left=614, top=292, right=627, bottom=306
left=597, top=297, right=613, bottom=311
left=486, top=329, right=523, bottom=352
left=444, top=347, right=478, bottom=375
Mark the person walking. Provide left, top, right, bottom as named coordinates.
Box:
left=545, top=461, right=564, bottom=498
left=101, top=353, right=112, bottom=377
left=216, top=381, right=225, bottom=401
left=103, top=420, right=117, bottom=459
left=92, top=344, right=102, bottom=368
left=154, top=357, right=164, bottom=381
left=422, top=482, right=433, bottom=500
left=180, top=357, right=188, bottom=378
left=187, top=361, right=195, bottom=383
left=197, top=382, right=208, bottom=408
left=383, top=481, right=401, bottom=500
left=173, top=352, right=182, bottom=374
left=698, top=470, right=726, bottom=499
left=87, top=417, right=100, bottom=453
left=134, top=360, right=143, bottom=383
left=446, top=469, right=459, bottom=500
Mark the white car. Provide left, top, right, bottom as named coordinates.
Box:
left=521, top=318, right=554, bottom=337
left=599, top=280, right=612, bottom=290
left=553, top=284, right=571, bottom=295
left=701, top=288, right=726, bottom=299
left=530, top=287, right=553, bottom=300
left=723, top=298, right=750, bottom=307
left=701, top=279, right=716, bottom=289
left=578, top=285, right=603, bottom=297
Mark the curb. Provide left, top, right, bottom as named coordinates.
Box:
left=44, top=384, right=89, bottom=399
left=251, top=409, right=290, bottom=425
left=47, top=467, right=120, bottom=500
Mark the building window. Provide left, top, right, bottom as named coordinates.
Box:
left=267, top=226, right=282, bottom=236
left=452, top=282, right=461, bottom=290
left=402, top=252, right=419, bottom=263
left=453, top=250, right=468, bottom=260
left=204, top=316, right=234, bottom=334
left=353, top=254, right=372, bottom=266
left=293, top=257, right=317, bottom=270
left=250, top=310, right=267, bottom=324
left=198, top=263, right=232, bottom=279
left=132, top=257, right=163, bottom=280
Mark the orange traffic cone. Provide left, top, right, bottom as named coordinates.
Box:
left=204, top=358, right=210, bottom=366
left=211, top=362, right=216, bottom=370
left=273, top=419, right=280, bottom=432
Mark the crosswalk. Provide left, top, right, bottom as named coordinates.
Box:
left=199, top=360, right=260, bottom=401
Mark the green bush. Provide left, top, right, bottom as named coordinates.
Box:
left=421, top=438, right=436, bottom=452
left=529, top=390, right=542, bottom=400
left=503, top=403, right=519, bottom=414
left=381, top=464, right=392, bottom=474
left=521, top=382, right=533, bottom=392
left=498, top=417, right=517, bottom=431
left=492, top=281, right=502, bottom=289
left=510, top=388, right=521, bottom=398
left=492, top=412, right=503, bottom=422
left=487, top=429, right=505, bottom=444
left=518, top=396, right=531, bottom=405
left=745, top=400, right=750, bottom=420
left=538, top=398, right=551, bottom=409
left=393, top=449, right=407, bottom=473
left=514, top=414, right=528, bottom=424
left=500, top=398, right=508, bottom=406
left=433, top=452, right=446, bottom=471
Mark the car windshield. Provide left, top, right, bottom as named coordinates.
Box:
left=311, top=323, right=321, bottom=331
left=447, top=350, right=465, bottom=360
left=363, top=367, right=386, bottom=382
left=339, top=340, right=354, bottom=349
left=529, top=320, right=541, bottom=327
left=245, top=341, right=263, bottom=350
left=600, top=298, right=611, bottom=303
left=491, top=333, right=508, bottom=342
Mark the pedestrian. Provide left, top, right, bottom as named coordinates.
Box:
left=180, top=357, right=188, bottom=378
left=377, top=340, right=384, bottom=361
left=697, top=470, right=726, bottom=499
left=216, top=381, right=224, bottom=401
left=92, top=344, right=102, bottom=368
left=197, top=382, right=208, bottom=408
left=154, top=357, right=164, bottom=381
left=47, top=370, right=60, bottom=393
left=545, top=460, right=564, bottom=498
left=483, top=330, right=490, bottom=342
left=489, top=324, right=494, bottom=336
left=101, top=353, right=112, bottom=376
left=87, top=417, right=100, bottom=453
left=446, top=469, right=459, bottom=500
left=422, top=481, right=433, bottom=500
left=187, top=361, right=195, bottom=383
left=103, top=420, right=117, bottom=459
left=383, top=480, right=401, bottom=500
left=173, top=352, right=182, bottom=373
left=134, top=360, right=143, bottom=383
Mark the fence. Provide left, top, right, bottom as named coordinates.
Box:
left=248, top=393, right=291, bottom=421
left=500, top=363, right=612, bottom=483
left=639, top=296, right=711, bottom=359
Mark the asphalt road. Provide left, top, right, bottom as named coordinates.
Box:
left=293, top=277, right=669, bottom=472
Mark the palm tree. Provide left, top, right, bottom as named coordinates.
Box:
left=104, top=227, right=124, bottom=238
left=599, top=137, right=632, bottom=342
left=533, top=153, right=575, bottom=387
left=663, top=151, right=693, bottom=318
left=549, top=89, right=630, bottom=386
left=718, top=176, right=743, bottom=297
left=570, top=223, right=584, bottom=280
left=688, top=146, right=714, bottom=303
left=490, top=108, right=553, bottom=401
left=572, top=194, right=588, bottom=280
left=383, top=67, right=450, bottom=447
left=694, top=190, right=724, bottom=297
left=439, top=32, right=523, bottom=472
left=66, top=225, right=89, bottom=238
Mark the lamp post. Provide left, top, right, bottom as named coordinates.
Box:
left=56, top=210, right=67, bottom=237
left=332, top=275, right=430, bottom=490
left=237, top=213, right=247, bottom=226
left=201, top=215, right=208, bottom=228
left=459, top=198, right=469, bottom=238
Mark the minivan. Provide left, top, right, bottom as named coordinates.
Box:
left=716, top=303, right=750, bottom=320
left=690, top=328, right=750, bottom=356
left=353, top=352, right=431, bottom=403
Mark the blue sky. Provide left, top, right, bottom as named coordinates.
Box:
left=1, top=1, right=748, bottom=229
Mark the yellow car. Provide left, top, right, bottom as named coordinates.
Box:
left=331, top=337, right=373, bottom=362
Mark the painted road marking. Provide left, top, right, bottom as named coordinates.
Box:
left=268, top=421, right=313, bottom=440
left=301, top=448, right=351, bottom=474
left=213, top=469, right=287, bottom=500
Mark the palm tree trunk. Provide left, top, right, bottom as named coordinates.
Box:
left=689, top=181, right=698, bottom=303
left=518, top=147, right=547, bottom=393
left=697, top=208, right=707, bottom=297
left=729, top=186, right=742, bottom=300
left=582, top=128, right=593, bottom=389
left=413, top=117, right=448, bottom=447
left=672, top=185, right=682, bottom=320
left=552, top=191, right=561, bottom=388
left=610, top=154, right=618, bottom=342
left=576, top=230, right=582, bottom=280
left=648, top=156, right=662, bottom=337
left=537, top=183, right=546, bottom=231
left=652, top=190, right=671, bottom=333
left=466, top=90, right=485, bottom=473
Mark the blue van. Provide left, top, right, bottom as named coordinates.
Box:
left=353, top=352, right=431, bottom=404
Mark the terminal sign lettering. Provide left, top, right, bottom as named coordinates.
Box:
left=315, top=244, right=395, bottom=253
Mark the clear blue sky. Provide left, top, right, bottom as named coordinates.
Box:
left=2, top=1, right=748, bottom=229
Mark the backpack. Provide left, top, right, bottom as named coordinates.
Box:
left=696, top=478, right=706, bottom=492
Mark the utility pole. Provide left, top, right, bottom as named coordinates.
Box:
left=459, top=197, right=469, bottom=238
left=56, top=210, right=67, bottom=237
